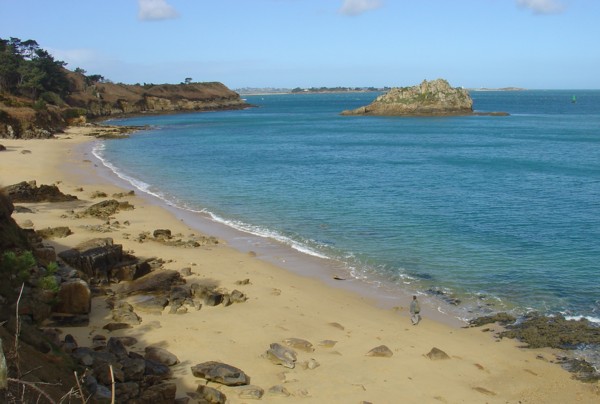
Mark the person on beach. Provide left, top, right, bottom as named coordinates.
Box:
left=410, top=295, right=421, bottom=325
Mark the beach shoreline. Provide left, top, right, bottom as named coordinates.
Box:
left=1, top=126, right=598, bottom=402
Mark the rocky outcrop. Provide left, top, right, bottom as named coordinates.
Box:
left=4, top=181, right=78, bottom=203
left=0, top=70, right=250, bottom=139
left=341, top=79, right=507, bottom=117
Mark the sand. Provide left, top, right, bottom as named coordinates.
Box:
left=0, top=126, right=598, bottom=403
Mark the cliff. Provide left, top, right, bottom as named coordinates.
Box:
left=0, top=71, right=250, bottom=139
left=341, top=79, right=507, bottom=117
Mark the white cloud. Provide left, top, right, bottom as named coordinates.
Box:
left=339, top=0, right=383, bottom=16
left=138, top=0, right=179, bottom=21
left=516, top=0, right=565, bottom=14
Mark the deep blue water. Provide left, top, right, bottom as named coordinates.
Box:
left=99, top=90, right=600, bottom=323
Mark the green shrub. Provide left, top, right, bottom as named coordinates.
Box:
left=0, top=250, right=35, bottom=282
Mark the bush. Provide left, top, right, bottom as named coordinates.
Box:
left=0, top=251, right=35, bottom=283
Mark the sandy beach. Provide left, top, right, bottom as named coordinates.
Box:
left=1, top=126, right=598, bottom=403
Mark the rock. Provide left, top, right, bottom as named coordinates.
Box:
left=111, top=302, right=141, bottom=325
left=190, top=361, right=250, bottom=386
left=130, top=295, right=169, bottom=315
left=267, top=385, right=291, bottom=397
left=266, top=343, right=297, bottom=368
left=83, top=199, right=134, bottom=219
left=115, top=382, right=140, bottom=401
left=3, top=180, right=78, bottom=203
left=121, top=357, right=146, bottom=381
left=196, top=385, right=227, bottom=404
left=229, top=289, right=248, bottom=303
left=233, top=385, right=264, bottom=400
left=153, top=229, right=172, bottom=239
left=58, top=238, right=123, bottom=279
left=144, top=359, right=172, bottom=378
left=137, top=382, right=177, bottom=403
left=145, top=346, right=179, bottom=366
left=318, top=340, right=337, bottom=348
left=53, top=279, right=91, bottom=315
left=109, top=259, right=151, bottom=282
left=366, top=345, right=393, bottom=358
left=283, top=337, right=314, bottom=352
left=90, top=191, right=108, bottom=199
left=468, top=312, right=516, bottom=327
left=102, top=322, right=132, bottom=332
left=341, top=79, right=507, bottom=117
left=114, top=269, right=184, bottom=295
left=498, top=313, right=600, bottom=349
left=106, top=337, right=129, bottom=360
left=426, top=347, right=450, bottom=360
left=301, top=358, right=320, bottom=370
left=204, top=291, right=224, bottom=306
left=0, top=144, right=5, bottom=151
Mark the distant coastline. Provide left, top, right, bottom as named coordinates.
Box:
left=236, top=86, right=526, bottom=96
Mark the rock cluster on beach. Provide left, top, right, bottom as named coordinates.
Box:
left=341, top=79, right=508, bottom=117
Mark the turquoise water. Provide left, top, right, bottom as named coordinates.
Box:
left=98, top=90, right=600, bottom=323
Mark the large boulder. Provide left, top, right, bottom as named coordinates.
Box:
left=58, top=238, right=123, bottom=279
left=53, top=279, right=91, bottom=314
left=191, top=361, right=250, bottom=386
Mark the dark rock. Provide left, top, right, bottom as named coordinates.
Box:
left=366, top=345, right=393, bottom=358
left=196, top=385, right=227, bottom=404
left=137, top=382, right=177, bottom=403
left=265, top=343, right=297, bottom=368
left=58, top=238, right=123, bottom=279
left=144, top=359, right=172, bottom=378
left=107, top=337, right=129, bottom=360
left=153, top=229, right=172, bottom=239
left=498, top=313, right=600, bottom=349
left=426, top=347, right=450, bottom=360
left=14, top=205, right=33, bottom=213
left=468, top=312, right=516, bottom=327
left=36, top=226, right=72, bottom=239
left=109, top=259, right=151, bottom=282
left=53, top=279, right=91, bottom=315
left=3, top=180, right=78, bottom=203
left=83, top=199, right=134, bottom=219
left=229, top=289, right=248, bottom=303
left=191, top=361, right=250, bottom=386
left=115, top=382, right=140, bottom=401
left=557, top=357, right=600, bottom=382
left=144, top=346, right=179, bottom=366
left=121, top=357, right=146, bottom=382
left=103, top=322, right=133, bottom=332
left=204, top=292, right=224, bottom=306
left=0, top=144, right=5, bottom=151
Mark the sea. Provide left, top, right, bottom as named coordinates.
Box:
left=94, top=90, right=600, bottom=334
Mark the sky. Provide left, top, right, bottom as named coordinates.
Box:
left=1, top=0, right=599, bottom=89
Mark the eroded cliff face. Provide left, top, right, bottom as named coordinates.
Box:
left=341, top=79, right=474, bottom=116
left=0, top=71, right=249, bottom=138
left=65, top=77, right=249, bottom=118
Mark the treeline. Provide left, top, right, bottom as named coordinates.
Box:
left=0, top=37, right=103, bottom=106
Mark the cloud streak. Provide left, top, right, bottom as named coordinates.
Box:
left=138, top=0, right=179, bottom=21
left=516, top=0, right=565, bottom=14
left=339, top=0, right=383, bottom=16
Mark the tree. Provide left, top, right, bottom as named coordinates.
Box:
left=184, top=77, right=192, bottom=84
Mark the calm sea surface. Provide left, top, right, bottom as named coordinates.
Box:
left=98, top=90, right=600, bottom=324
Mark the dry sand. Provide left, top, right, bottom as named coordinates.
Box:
left=0, top=126, right=598, bottom=403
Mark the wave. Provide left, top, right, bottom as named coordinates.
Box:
left=92, top=141, right=332, bottom=262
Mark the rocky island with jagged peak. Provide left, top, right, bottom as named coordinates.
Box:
left=340, top=79, right=508, bottom=117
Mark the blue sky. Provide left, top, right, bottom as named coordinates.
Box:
left=1, top=0, right=599, bottom=89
